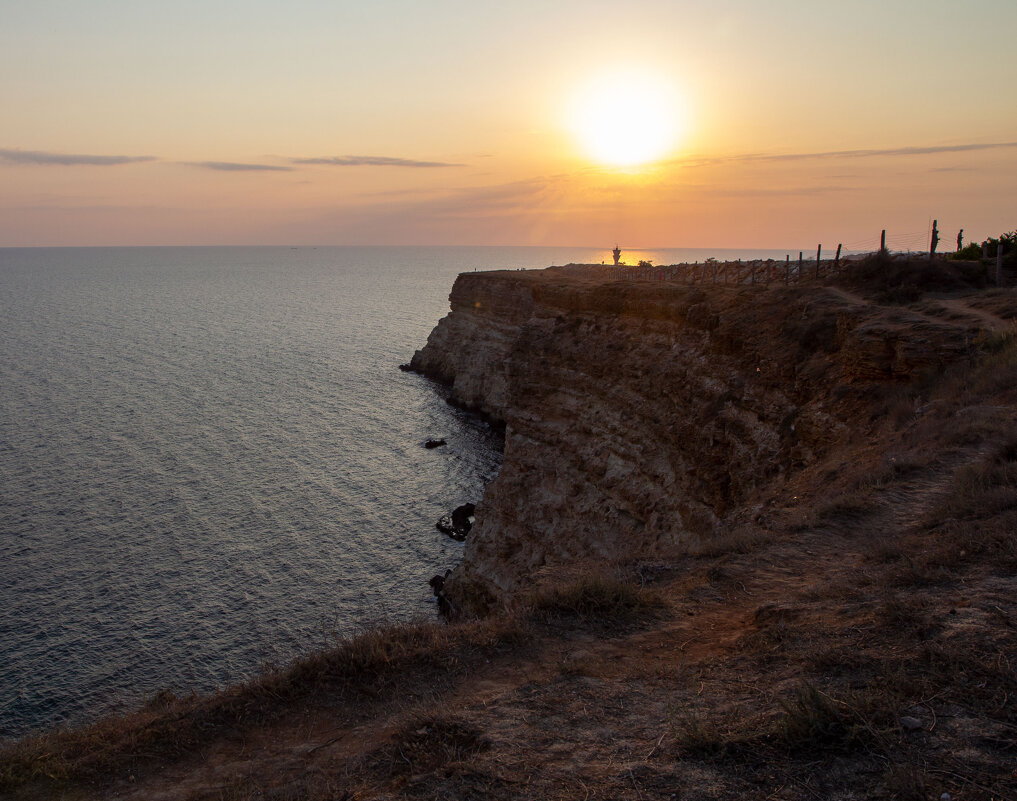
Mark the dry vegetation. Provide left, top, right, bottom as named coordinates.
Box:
left=3, top=259, right=1016, bottom=801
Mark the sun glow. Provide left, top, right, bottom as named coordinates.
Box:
left=569, top=68, right=684, bottom=167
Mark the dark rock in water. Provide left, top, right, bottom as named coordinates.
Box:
left=436, top=502, right=476, bottom=540
left=398, top=363, right=413, bottom=372
left=424, top=438, right=447, bottom=449
left=429, top=570, right=453, bottom=616
left=452, top=502, right=476, bottom=529
left=435, top=514, right=464, bottom=540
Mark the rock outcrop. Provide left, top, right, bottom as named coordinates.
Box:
left=410, top=266, right=973, bottom=610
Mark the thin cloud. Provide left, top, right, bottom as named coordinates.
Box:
left=0, top=148, right=155, bottom=166
left=751, top=142, right=1017, bottom=162
left=293, top=155, right=465, bottom=168
left=357, top=186, right=453, bottom=199
left=187, top=161, right=293, bottom=172
left=701, top=185, right=860, bottom=197
left=676, top=141, right=1017, bottom=168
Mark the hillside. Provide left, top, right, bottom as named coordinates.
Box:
left=3, top=256, right=1016, bottom=801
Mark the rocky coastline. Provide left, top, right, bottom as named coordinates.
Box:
left=409, top=263, right=973, bottom=612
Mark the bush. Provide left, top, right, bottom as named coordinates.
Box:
left=844, top=250, right=986, bottom=299
left=952, top=230, right=1017, bottom=266
left=949, top=242, right=983, bottom=260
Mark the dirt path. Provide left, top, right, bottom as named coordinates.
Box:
left=829, top=284, right=1012, bottom=337
left=826, top=285, right=1010, bottom=334
left=935, top=297, right=1011, bottom=332
left=824, top=286, right=868, bottom=307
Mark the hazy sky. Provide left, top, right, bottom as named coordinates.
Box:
left=2, top=0, right=1015, bottom=248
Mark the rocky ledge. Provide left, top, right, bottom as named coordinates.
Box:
left=409, top=265, right=973, bottom=613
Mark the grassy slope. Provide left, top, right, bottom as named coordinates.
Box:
left=3, top=260, right=1016, bottom=801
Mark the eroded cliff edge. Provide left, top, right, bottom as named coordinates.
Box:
left=410, top=265, right=972, bottom=611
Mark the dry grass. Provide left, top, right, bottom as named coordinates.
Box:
left=363, top=713, right=490, bottom=780
left=686, top=524, right=773, bottom=557
left=670, top=706, right=732, bottom=757
left=524, top=573, right=668, bottom=630
left=950, top=330, right=1017, bottom=402
left=935, top=438, right=1017, bottom=522
left=0, top=616, right=525, bottom=795
left=839, top=252, right=989, bottom=302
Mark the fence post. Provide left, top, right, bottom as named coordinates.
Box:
left=880, top=230, right=886, bottom=253
left=798, top=251, right=803, bottom=282
left=816, top=245, right=822, bottom=278
left=835, top=243, right=842, bottom=273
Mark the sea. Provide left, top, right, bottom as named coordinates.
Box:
left=0, top=244, right=791, bottom=738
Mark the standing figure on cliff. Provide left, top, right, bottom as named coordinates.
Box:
left=957, top=229, right=964, bottom=251
left=612, top=245, right=621, bottom=266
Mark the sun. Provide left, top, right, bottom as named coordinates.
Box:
left=569, top=68, right=683, bottom=167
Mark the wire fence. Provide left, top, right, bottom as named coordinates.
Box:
left=554, top=252, right=1004, bottom=287
left=555, top=227, right=1011, bottom=287
left=597, top=255, right=858, bottom=285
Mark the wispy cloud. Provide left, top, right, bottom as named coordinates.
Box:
left=676, top=141, right=1017, bottom=168
left=292, top=155, right=465, bottom=168
left=694, top=184, right=861, bottom=197
left=0, top=148, right=155, bottom=166
left=750, top=142, right=1017, bottom=162
left=186, top=161, right=293, bottom=172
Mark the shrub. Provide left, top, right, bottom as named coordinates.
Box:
left=949, top=242, right=984, bottom=260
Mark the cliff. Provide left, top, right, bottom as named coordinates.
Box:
left=410, top=265, right=974, bottom=609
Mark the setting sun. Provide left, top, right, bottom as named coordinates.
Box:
left=569, top=68, right=684, bottom=167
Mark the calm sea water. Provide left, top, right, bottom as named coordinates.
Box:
left=0, top=244, right=788, bottom=738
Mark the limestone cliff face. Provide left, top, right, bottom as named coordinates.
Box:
left=410, top=267, right=970, bottom=606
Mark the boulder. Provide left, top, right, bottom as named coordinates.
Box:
left=436, top=503, right=476, bottom=540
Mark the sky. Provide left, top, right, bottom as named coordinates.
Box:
left=1, top=0, right=1015, bottom=249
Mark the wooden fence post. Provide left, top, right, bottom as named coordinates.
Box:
left=798, top=251, right=803, bottom=282
left=816, top=245, right=822, bottom=278
left=880, top=230, right=886, bottom=252
left=834, top=243, right=842, bottom=273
